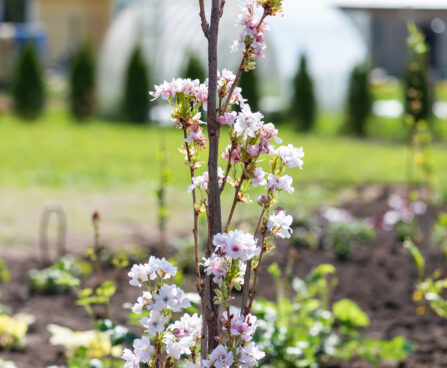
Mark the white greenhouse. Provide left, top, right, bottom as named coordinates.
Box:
left=98, top=0, right=366, bottom=116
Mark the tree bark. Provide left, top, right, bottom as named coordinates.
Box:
left=204, top=0, right=222, bottom=355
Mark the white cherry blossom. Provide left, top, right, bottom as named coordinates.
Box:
left=204, top=345, right=234, bottom=368
left=133, top=335, right=154, bottom=363
left=266, top=174, right=294, bottom=193
left=140, top=310, right=167, bottom=335
left=276, top=144, right=304, bottom=169
left=252, top=167, right=266, bottom=187
left=267, top=210, right=293, bottom=239
left=122, top=349, right=140, bottom=368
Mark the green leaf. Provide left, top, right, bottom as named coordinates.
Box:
left=333, top=298, right=370, bottom=328
left=403, top=238, right=425, bottom=279
left=79, top=288, right=93, bottom=298
left=98, top=281, right=116, bottom=298
left=268, top=263, right=281, bottom=280
left=306, top=264, right=335, bottom=284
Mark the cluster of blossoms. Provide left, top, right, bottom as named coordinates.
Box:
left=218, top=69, right=246, bottom=107
left=123, top=257, right=202, bottom=367
left=188, top=168, right=228, bottom=194
left=151, top=78, right=209, bottom=168
left=150, top=78, right=208, bottom=110
left=231, top=0, right=269, bottom=71
left=123, top=255, right=267, bottom=368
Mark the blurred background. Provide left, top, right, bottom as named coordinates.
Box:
left=0, top=0, right=447, bottom=252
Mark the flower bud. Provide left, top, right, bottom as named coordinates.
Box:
left=257, top=194, right=267, bottom=206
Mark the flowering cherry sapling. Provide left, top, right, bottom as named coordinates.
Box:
left=123, top=0, right=305, bottom=367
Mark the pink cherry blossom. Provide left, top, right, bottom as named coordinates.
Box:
left=227, top=312, right=257, bottom=342
left=219, top=111, right=237, bottom=126
left=213, top=229, right=260, bottom=261
left=203, top=254, right=228, bottom=286
left=185, top=124, right=207, bottom=148
left=222, top=145, right=242, bottom=163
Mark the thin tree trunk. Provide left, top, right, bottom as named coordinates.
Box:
left=204, top=0, right=222, bottom=355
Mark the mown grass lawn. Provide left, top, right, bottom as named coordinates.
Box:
left=1, top=109, right=447, bottom=192
left=1, top=108, right=447, bottom=250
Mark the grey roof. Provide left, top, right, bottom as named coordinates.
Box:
left=331, top=0, right=447, bottom=10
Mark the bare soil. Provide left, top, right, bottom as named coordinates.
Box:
left=1, top=186, right=447, bottom=368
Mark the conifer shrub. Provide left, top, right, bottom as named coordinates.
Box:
left=123, top=46, right=150, bottom=123
left=183, top=52, right=206, bottom=82
left=12, top=43, right=45, bottom=120
left=69, top=43, right=95, bottom=121
left=344, top=63, right=372, bottom=136
left=291, top=54, right=316, bottom=131
left=239, top=67, right=261, bottom=112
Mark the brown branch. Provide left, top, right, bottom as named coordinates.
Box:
left=198, top=0, right=209, bottom=38
left=219, top=10, right=268, bottom=116
left=155, top=337, right=163, bottom=368
left=241, top=207, right=266, bottom=313
left=219, top=0, right=226, bottom=18
left=219, top=143, right=235, bottom=194
left=183, top=127, right=203, bottom=295
left=245, top=231, right=267, bottom=314
left=224, top=174, right=246, bottom=232
left=92, top=217, right=103, bottom=286
left=205, top=203, right=212, bottom=254
left=225, top=303, right=233, bottom=345
left=220, top=61, right=244, bottom=116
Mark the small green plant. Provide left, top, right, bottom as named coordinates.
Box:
left=322, top=207, right=375, bottom=259
left=80, top=212, right=128, bottom=321
left=0, top=313, right=35, bottom=350
left=290, top=54, right=316, bottom=131
left=239, top=67, right=261, bottom=112
left=123, top=45, right=150, bottom=123
left=0, top=259, right=11, bottom=283
left=47, top=213, right=131, bottom=367
left=344, top=62, right=372, bottom=136
left=433, top=212, right=447, bottom=259
left=326, top=220, right=375, bottom=259
left=28, top=255, right=91, bottom=294
left=253, top=263, right=415, bottom=367
left=404, top=238, right=447, bottom=318
left=12, top=43, right=46, bottom=120
left=69, top=42, right=96, bottom=120
left=182, top=52, right=206, bottom=82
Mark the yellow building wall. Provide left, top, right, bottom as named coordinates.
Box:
left=36, top=0, right=112, bottom=64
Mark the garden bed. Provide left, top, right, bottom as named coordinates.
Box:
left=1, top=186, right=446, bottom=368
